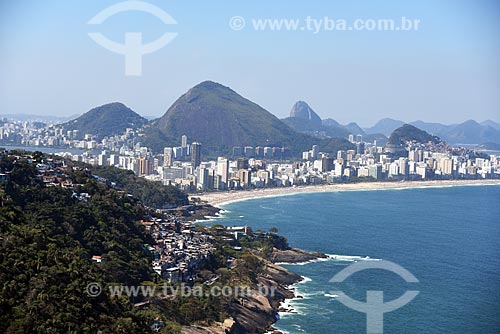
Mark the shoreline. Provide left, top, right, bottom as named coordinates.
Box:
left=261, top=251, right=325, bottom=334
left=188, top=179, right=500, bottom=334
left=271, top=253, right=380, bottom=333
left=194, top=179, right=500, bottom=207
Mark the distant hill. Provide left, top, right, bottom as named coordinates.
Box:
left=281, top=117, right=324, bottom=133
left=289, top=101, right=322, bottom=126
left=343, top=122, right=365, bottom=136
left=385, top=124, right=442, bottom=156
left=283, top=104, right=365, bottom=140
left=437, top=120, right=500, bottom=144
left=408, top=120, right=449, bottom=136
left=366, top=118, right=500, bottom=145
left=481, top=120, right=500, bottom=131
left=364, top=118, right=405, bottom=136
left=387, top=124, right=441, bottom=146
left=281, top=117, right=350, bottom=139
left=143, top=81, right=353, bottom=156
left=364, top=133, right=389, bottom=145
left=61, top=102, right=147, bottom=139
left=409, top=120, right=500, bottom=145
left=322, top=118, right=341, bottom=127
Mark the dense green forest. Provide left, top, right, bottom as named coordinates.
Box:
left=387, top=124, right=442, bottom=145
left=0, top=152, right=160, bottom=333
left=90, top=165, right=189, bottom=209
left=0, top=151, right=291, bottom=333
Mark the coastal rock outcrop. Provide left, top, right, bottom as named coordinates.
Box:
left=228, top=262, right=300, bottom=334
left=269, top=247, right=327, bottom=264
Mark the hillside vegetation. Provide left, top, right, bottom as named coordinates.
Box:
left=91, top=165, right=188, bottom=208
left=0, top=152, right=154, bottom=333
left=387, top=124, right=441, bottom=145
left=61, top=102, right=147, bottom=139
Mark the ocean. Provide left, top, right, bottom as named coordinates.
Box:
left=213, top=184, right=500, bottom=333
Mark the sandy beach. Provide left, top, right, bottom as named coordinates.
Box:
left=194, top=179, right=500, bottom=207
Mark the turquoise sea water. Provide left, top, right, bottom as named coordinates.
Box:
left=213, top=185, right=500, bottom=334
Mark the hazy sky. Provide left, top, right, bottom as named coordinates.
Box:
left=1, top=0, right=499, bottom=126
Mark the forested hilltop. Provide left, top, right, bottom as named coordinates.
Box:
left=0, top=150, right=203, bottom=333
left=91, top=165, right=188, bottom=208
left=0, top=150, right=164, bottom=333
left=0, top=150, right=307, bottom=334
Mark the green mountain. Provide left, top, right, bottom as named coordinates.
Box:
left=147, top=81, right=306, bottom=152
left=1, top=150, right=293, bottom=333
left=143, top=81, right=353, bottom=156
left=92, top=165, right=188, bottom=208
left=0, top=152, right=155, bottom=333
left=61, top=102, right=147, bottom=139
left=387, top=124, right=442, bottom=145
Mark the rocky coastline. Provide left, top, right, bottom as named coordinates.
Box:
left=178, top=204, right=326, bottom=334
left=228, top=248, right=328, bottom=334
left=172, top=203, right=222, bottom=222
left=181, top=247, right=325, bottom=334
left=270, top=247, right=328, bottom=264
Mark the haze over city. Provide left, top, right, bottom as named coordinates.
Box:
left=1, top=0, right=499, bottom=126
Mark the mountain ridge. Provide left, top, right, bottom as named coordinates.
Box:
left=364, top=118, right=500, bottom=145
left=144, top=81, right=354, bottom=156
left=387, top=124, right=442, bottom=146
left=60, top=102, right=147, bottom=139
left=36, top=83, right=500, bottom=148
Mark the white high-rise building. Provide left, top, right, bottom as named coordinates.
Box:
left=217, top=157, right=229, bottom=188
left=440, top=158, right=454, bottom=175
left=388, top=162, right=399, bottom=177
